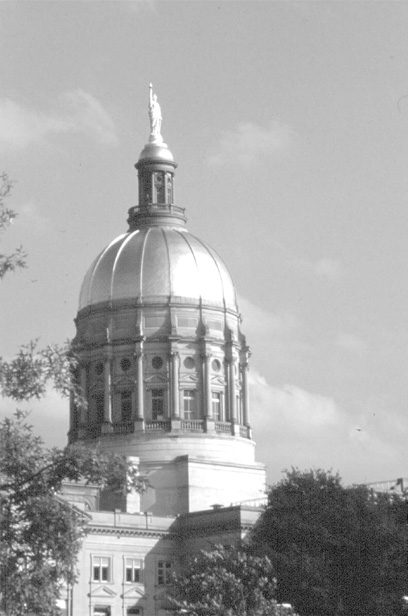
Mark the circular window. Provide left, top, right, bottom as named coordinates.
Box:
left=183, top=356, right=195, bottom=369
left=212, top=359, right=221, bottom=372
left=121, top=358, right=132, bottom=372
left=152, top=356, right=163, bottom=370
left=95, top=362, right=104, bottom=376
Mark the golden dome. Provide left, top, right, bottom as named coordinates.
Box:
left=78, top=226, right=237, bottom=312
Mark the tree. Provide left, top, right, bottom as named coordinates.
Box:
left=0, top=410, right=146, bottom=616
left=169, top=543, right=298, bottom=616
left=250, top=468, right=408, bottom=616
left=0, top=172, right=26, bottom=279
left=0, top=339, right=78, bottom=403
left=0, top=176, right=147, bottom=613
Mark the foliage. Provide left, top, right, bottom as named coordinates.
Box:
left=250, top=468, right=408, bottom=616
left=0, top=339, right=80, bottom=403
left=169, top=543, right=297, bottom=616
left=0, top=411, right=147, bottom=616
left=0, top=172, right=27, bottom=279
left=0, top=171, right=143, bottom=614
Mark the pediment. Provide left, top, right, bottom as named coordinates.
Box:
left=211, top=375, right=226, bottom=385
left=114, top=376, right=135, bottom=389
left=89, top=585, right=117, bottom=598
left=122, top=586, right=145, bottom=599
left=145, top=374, right=167, bottom=383
left=180, top=373, right=199, bottom=383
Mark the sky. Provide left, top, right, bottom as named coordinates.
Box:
left=1, top=0, right=407, bottom=487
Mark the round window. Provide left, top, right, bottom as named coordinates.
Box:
left=152, top=356, right=163, bottom=370
left=121, top=358, right=132, bottom=372
left=183, top=356, right=195, bottom=369
left=95, top=362, right=104, bottom=376
left=212, top=359, right=221, bottom=372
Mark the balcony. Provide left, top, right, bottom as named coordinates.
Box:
left=74, top=419, right=251, bottom=440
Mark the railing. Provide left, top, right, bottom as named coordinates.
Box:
left=77, top=420, right=249, bottom=439
left=112, top=422, right=134, bottom=435
left=128, top=204, right=186, bottom=216
left=230, top=496, right=268, bottom=508
left=86, top=424, right=102, bottom=438
left=180, top=419, right=204, bottom=432
left=215, top=421, right=232, bottom=434
left=145, top=421, right=171, bottom=432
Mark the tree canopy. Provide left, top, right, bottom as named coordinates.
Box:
left=0, top=172, right=26, bottom=279
left=250, top=468, right=408, bottom=616
left=0, top=410, right=146, bottom=616
left=0, top=175, right=146, bottom=614
left=169, top=543, right=298, bottom=616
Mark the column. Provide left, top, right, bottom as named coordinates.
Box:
left=204, top=353, right=212, bottom=418
left=169, top=351, right=180, bottom=419
left=226, top=341, right=240, bottom=436
left=228, top=359, right=237, bottom=423
left=169, top=349, right=181, bottom=431
left=136, top=351, right=144, bottom=420
left=79, top=365, right=88, bottom=424
left=134, top=337, right=145, bottom=431
left=241, top=361, right=250, bottom=427
left=103, top=357, right=112, bottom=424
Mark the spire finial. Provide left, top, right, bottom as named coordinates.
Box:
left=148, top=83, right=163, bottom=144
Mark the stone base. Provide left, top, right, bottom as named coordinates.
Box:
left=101, top=422, right=113, bottom=434
left=134, top=418, right=145, bottom=432
left=205, top=418, right=216, bottom=434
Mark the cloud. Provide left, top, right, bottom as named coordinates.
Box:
left=238, top=294, right=298, bottom=337
left=0, top=90, right=118, bottom=153
left=295, top=256, right=343, bottom=280
left=250, top=371, right=342, bottom=435
left=208, top=120, right=293, bottom=167
left=335, top=333, right=366, bottom=354
left=249, top=369, right=408, bottom=486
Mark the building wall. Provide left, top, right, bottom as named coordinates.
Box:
left=67, top=506, right=263, bottom=616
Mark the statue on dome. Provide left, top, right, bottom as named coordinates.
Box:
left=148, top=83, right=162, bottom=142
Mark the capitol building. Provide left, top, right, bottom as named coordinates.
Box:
left=62, top=86, right=267, bottom=616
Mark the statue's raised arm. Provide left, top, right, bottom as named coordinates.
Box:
left=148, top=83, right=162, bottom=142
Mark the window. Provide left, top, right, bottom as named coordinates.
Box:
left=154, top=172, right=165, bottom=204
left=93, top=607, right=111, bottom=616
left=93, top=557, right=110, bottom=582
left=212, top=392, right=222, bottom=421
left=121, top=390, right=132, bottom=422
left=93, top=393, right=104, bottom=424
left=151, top=389, right=164, bottom=420
left=183, top=390, right=197, bottom=420
left=166, top=174, right=173, bottom=203
left=121, top=357, right=132, bottom=372
left=152, top=356, right=163, bottom=370
left=125, top=558, right=142, bottom=583
left=157, top=560, right=172, bottom=586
